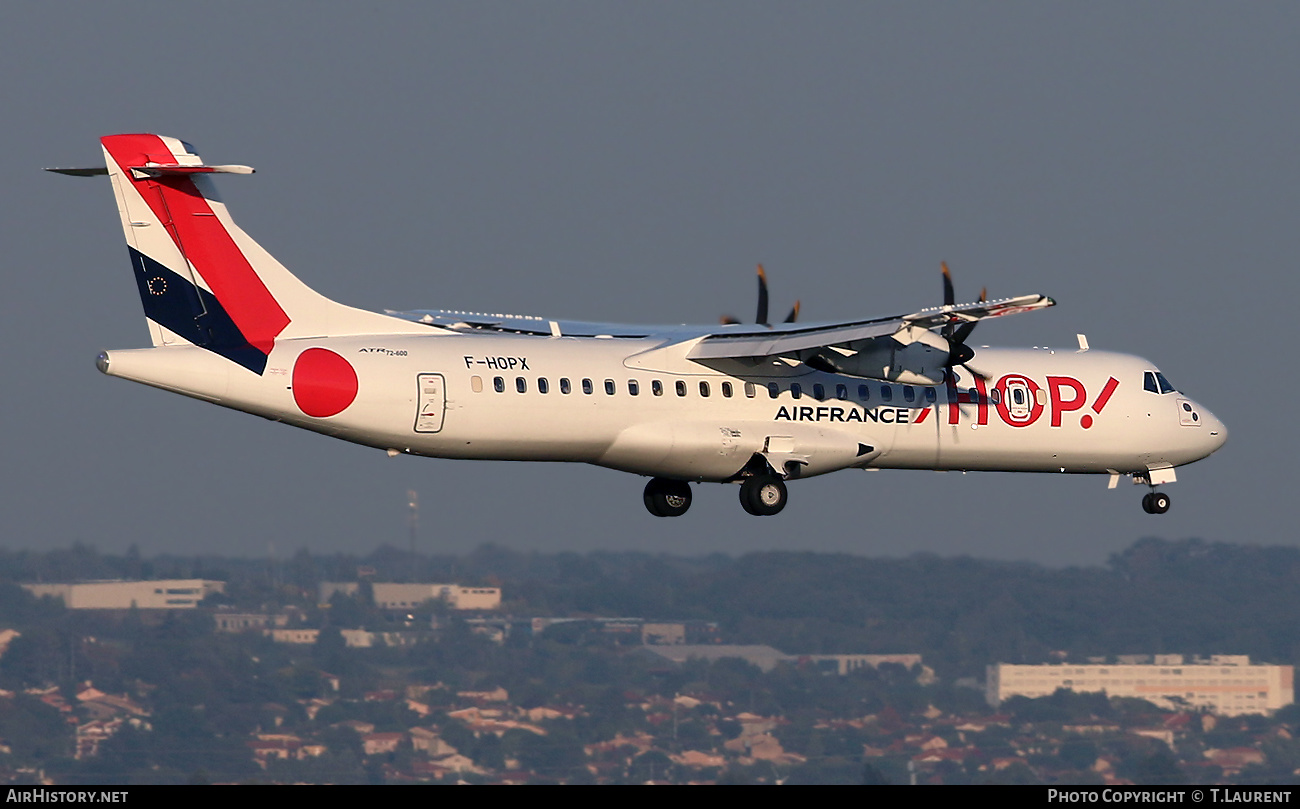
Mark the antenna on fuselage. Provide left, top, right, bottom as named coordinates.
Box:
left=407, top=489, right=419, bottom=555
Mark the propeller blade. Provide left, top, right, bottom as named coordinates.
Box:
left=941, top=261, right=955, bottom=307
left=719, top=265, right=800, bottom=328
left=952, top=320, right=977, bottom=346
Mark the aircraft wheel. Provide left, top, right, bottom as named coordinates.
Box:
left=1149, top=492, right=1171, bottom=514
left=644, top=478, right=692, bottom=517
left=740, top=475, right=787, bottom=516
left=1141, top=493, right=1154, bottom=514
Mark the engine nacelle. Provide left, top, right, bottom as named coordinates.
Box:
left=817, top=326, right=952, bottom=386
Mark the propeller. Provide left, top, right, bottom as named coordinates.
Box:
left=939, top=262, right=989, bottom=383
left=721, top=265, right=800, bottom=326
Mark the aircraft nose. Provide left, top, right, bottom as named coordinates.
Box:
left=1198, top=404, right=1228, bottom=455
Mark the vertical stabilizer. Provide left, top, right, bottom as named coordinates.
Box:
left=93, top=134, right=425, bottom=374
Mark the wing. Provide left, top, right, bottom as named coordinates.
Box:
left=685, top=293, right=1055, bottom=363
left=388, top=292, right=1054, bottom=385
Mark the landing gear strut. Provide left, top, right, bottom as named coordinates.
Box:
left=644, top=478, right=692, bottom=517
left=1141, top=491, right=1171, bottom=515
left=740, top=475, right=788, bottom=516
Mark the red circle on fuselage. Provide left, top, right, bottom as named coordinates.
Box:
left=293, top=348, right=358, bottom=418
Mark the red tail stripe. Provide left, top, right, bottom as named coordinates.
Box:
left=102, top=135, right=290, bottom=356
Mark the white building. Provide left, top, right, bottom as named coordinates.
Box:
left=268, top=628, right=320, bottom=645
left=23, top=580, right=224, bottom=610
left=987, top=655, right=1295, bottom=716
left=319, top=582, right=501, bottom=611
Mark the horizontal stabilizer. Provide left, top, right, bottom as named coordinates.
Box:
left=128, top=164, right=255, bottom=178
left=48, top=164, right=254, bottom=179
left=45, top=167, right=109, bottom=177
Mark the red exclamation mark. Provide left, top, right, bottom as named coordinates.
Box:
left=1081, top=377, right=1119, bottom=429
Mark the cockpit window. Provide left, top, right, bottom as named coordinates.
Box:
left=1144, top=370, right=1178, bottom=394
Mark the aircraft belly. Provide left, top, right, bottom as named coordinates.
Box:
left=598, top=421, right=757, bottom=479
left=912, top=415, right=1150, bottom=473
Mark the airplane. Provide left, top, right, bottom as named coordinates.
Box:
left=49, top=134, right=1227, bottom=518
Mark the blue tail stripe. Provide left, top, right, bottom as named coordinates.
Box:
left=128, top=247, right=269, bottom=375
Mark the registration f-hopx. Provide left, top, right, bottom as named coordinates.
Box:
left=51, top=135, right=1227, bottom=518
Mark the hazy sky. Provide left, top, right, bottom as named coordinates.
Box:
left=2, top=3, right=1293, bottom=566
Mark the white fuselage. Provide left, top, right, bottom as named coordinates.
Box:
left=99, top=331, right=1227, bottom=484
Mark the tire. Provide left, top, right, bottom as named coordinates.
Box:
left=644, top=478, right=691, bottom=517
left=1141, top=493, right=1154, bottom=514
left=740, top=475, right=787, bottom=516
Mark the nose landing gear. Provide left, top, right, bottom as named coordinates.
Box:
left=1142, top=491, right=1171, bottom=514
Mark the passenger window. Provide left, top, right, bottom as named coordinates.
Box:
left=494, top=377, right=505, bottom=393
left=604, top=379, right=616, bottom=395
left=721, top=381, right=733, bottom=398
left=858, top=384, right=869, bottom=401
left=516, top=377, right=527, bottom=394
left=582, top=378, right=593, bottom=395
left=903, top=386, right=915, bottom=403
left=768, top=383, right=780, bottom=399
left=880, top=386, right=893, bottom=402
left=924, top=387, right=936, bottom=403
left=813, top=383, right=825, bottom=401
left=652, top=380, right=663, bottom=396
left=537, top=378, right=549, bottom=394
left=836, top=384, right=848, bottom=400
left=745, top=382, right=757, bottom=398
left=628, top=380, right=639, bottom=396
left=471, top=375, right=483, bottom=393
left=699, top=381, right=711, bottom=398
left=676, top=380, right=687, bottom=397
left=791, top=383, right=802, bottom=400
left=560, top=378, right=571, bottom=394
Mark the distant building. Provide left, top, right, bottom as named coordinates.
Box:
left=23, top=580, right=224, bottom=610
left=987, top=655, right=1295, bottom=716
left=319, top=582, right=501, bottom=611
left=642, top=645, right=930, bottom=678
left=268, top=628, right=320, bottom=645
left=803, top=654, right=925, bottom=676
left=214, top=612, right=289, bottom=633
left=338, top=629, right=422, bottom=648
left=642, top=623, right=686, bottom=645
left=644, top=645, right=802, bottom=673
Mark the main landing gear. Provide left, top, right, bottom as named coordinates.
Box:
left=740, top=475, right=788, bottom=516
left=644, top=478, right=692, bottom=517
left=642, top=474, right=790, bottom=517
left=1141, top=491, right=1171, bottom=515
